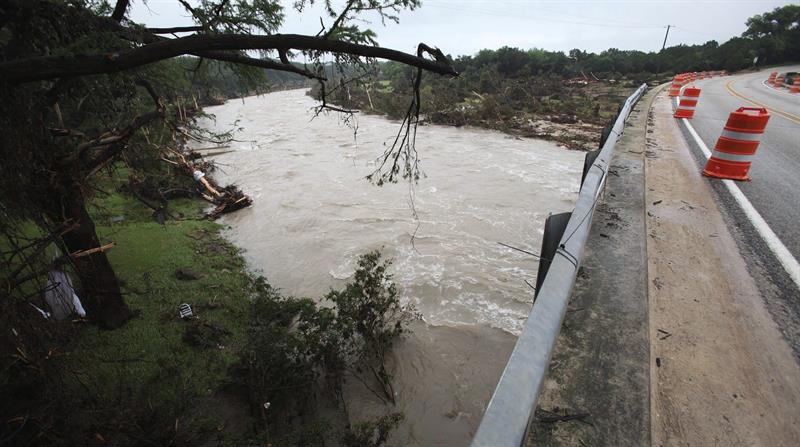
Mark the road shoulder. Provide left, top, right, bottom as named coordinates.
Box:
left=646, top=89, right=800, bottom=445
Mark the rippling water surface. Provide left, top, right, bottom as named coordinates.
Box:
left=199, top=89, right=583, bottom=444
left=203, top=89, right=581, bottom=334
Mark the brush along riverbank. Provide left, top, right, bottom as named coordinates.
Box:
left=3, top=175, right=414, bottom=446
left=313, top=76, right=651, bottom=151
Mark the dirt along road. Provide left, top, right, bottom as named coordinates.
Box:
left=646, top=86, right=800, bottom=446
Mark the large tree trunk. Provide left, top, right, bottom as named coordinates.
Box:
left=49, top=183, right=132, bottom=329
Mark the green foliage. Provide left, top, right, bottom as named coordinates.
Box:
left=1, top=189, right=255, bottom=445
left=342, top=412, right=405, bottom=447
left=242, top=251, right=413, bottom=442
left=325, top=251, right=416, bottom=403
left=242, top=277, right=338, bottom=422
left=3, top=190, right=412, bottom=445
left=743, top=5, right=800, bottom=65
left=189, top=0, right=284, bottom=34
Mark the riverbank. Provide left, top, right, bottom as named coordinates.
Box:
left=57, top=186, right=258, bottom=445
left=313, top=78, right=643, bottom=151
left=10, top=170, right=444, bottom=445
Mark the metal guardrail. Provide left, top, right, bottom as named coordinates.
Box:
left=471, top=83, right=648, bottom=447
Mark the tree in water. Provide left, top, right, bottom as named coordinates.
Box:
left=326, top=250, right=417, bottom=404
left=0, top=0, right=457, bottom=328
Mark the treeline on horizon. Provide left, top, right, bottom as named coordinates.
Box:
left=189, top=6, right=800, bottom=98
left=383, top=4, right=799, bottom=81
left=315, top=5, right=797, bottom=146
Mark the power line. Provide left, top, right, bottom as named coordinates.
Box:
left=671, top=26, right=719, bottom=38
left=439, top=0, right=666, bottom=28
left=429, top=3, right=666, bottom=30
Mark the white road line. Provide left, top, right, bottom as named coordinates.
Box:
left=675, top=96, right=800, bottom=289
left=761, top=80, right=795, bottom=96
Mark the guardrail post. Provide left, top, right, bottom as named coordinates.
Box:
left=581, top=150, right=601, bottom=187
left=535, top=212, right=572, bottom=298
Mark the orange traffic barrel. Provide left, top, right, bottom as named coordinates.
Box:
left=674, top=86, right=701, bottom=119
left=668, top=75, right=685, bottom=97
left=702, top=107, right=770, bottom=181
left=790, top=78, right=800, bottom=94
left=774, top=74, right=785, bottom=87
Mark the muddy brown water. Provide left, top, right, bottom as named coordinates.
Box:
left=198, top=89, right=583, bottom=445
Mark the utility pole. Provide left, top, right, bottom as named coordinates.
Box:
left=661, top=25, right=672, bottom=51
left=656, top=25, right=673, bottom=75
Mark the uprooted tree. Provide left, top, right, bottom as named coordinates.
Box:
left=0, top=0, right=457, bottom=329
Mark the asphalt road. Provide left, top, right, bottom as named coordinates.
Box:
left=689, top=66, right=800, bottom=259
left=676, top=66, right=800, bottom=355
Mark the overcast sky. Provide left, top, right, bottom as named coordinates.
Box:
left=131, top=0, right=794, bottom=56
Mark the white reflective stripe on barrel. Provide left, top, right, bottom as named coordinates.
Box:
left=710, top=150, right=753, bottom=162
left=720, top=129, right=762, bottom=141
left=678, top=105, right=696, bottom=110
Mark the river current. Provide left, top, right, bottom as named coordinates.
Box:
left=199, top=89, right=583, bottom=444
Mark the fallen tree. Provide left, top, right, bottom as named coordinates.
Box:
left=1, top=0, right=456, bottom=330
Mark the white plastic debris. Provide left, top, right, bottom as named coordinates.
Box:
left=179, top=303, right=193, bottom=319
left=44, top=269, right=86, bottom=320
left=192, top=170, right=205, bottom=181
left=29, top=303, right=51, bottom=320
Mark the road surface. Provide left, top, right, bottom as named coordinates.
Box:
left=648, top=87, right=800, bottom=446
left=677, top=66, right=800, bottom=355
left=690, top=66, right=800, bottom=258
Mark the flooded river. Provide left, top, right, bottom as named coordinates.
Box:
left=200, top=89, right=583, bottom=444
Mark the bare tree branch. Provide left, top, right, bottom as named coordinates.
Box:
left=324, top=0, right=357, bottom=39
left=0, top=34, right=458, bottom=84
left=192, top=50, right=326, bottom=80
left=146, top=26, right=204, bottom=34
left=111, top=0, right=129, bottom=22
left=134, top=78, right=164, bottom=109
left=369, top=43, right=439, bottom=185
left=92, top=19, right=326, bottom=81
left=83, top=110, right=164, bottom=177
left=314, top=80, right=359, bottom=115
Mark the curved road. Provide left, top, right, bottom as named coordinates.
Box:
left=690, top=66, right=800, bottom=259
left=676, top=66, right=800, bottom=354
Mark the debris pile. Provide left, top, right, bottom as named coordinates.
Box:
left=166, top=149, right=253, bottom=219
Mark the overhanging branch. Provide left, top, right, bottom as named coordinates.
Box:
left=93, top=20, right=325, bottom=81
left=0, top=34, right=458, bottom=83
left=111, top=0, right=129, bottom=22
left=83, top=109, right=164, bottom=177
left=191, top=50, right=326, bottom=80
left=147, top=26, right=205, bottom=34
